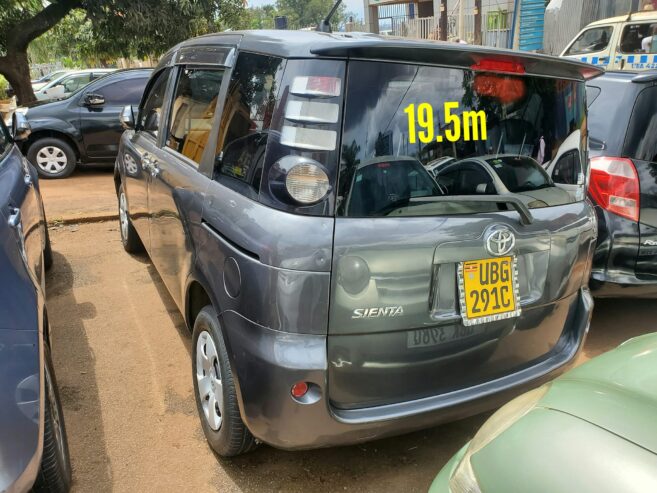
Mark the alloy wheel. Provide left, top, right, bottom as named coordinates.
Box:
left=196, top=331, right=223, bottom=431
left=119, top=191, right=129, bottom=242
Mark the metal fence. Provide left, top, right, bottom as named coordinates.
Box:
left=384, top=11, right=511, bottom=48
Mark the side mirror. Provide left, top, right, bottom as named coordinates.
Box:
left=11, top=112, right=31, bottom=141
left=120, top=105, right=135, bottom=130
left=84, top=93, right=105, bottom=106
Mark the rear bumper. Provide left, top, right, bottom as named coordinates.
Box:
left=221, top=287, right=593, bottom=450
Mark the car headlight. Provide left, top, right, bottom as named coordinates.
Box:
left=449, top=385, right=550, bottom=493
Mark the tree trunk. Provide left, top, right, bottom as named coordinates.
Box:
left=0, top=52, right=36, bottom=105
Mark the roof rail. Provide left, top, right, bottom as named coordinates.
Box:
left=632, top=72, right=657, bottom=83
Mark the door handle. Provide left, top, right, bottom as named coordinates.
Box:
left=8, top=207, right=21, bottom=228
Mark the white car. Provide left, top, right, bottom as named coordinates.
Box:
left=35, top=69, right=115, bottom=101
left=31, top=70, right=70, bottom=91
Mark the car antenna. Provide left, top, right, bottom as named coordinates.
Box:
left=316, top=0, right=343, bottom=33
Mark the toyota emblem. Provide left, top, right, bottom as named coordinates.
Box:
left=485, top=227, right=516, bottom=256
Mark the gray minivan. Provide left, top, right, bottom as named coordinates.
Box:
left=114, top=31, right=601, bottom=456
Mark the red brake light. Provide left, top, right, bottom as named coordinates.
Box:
left=291, top=76, right=341, bottom=97
left=589, top=157, right=640, bottom=222
left=291, top=381, right=309, bottom=399
left=473, top=74, right=526, bottom=104
left=471, top=59, right=525, bottom=74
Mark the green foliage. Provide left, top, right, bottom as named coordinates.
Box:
left=245, top=0, right=347, bottom=30
left=276, top=0, right=346, bottom=28
left=0, top=74, right=8, bottom=99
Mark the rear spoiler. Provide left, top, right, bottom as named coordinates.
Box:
left=311, top=40, right=603, bottom=81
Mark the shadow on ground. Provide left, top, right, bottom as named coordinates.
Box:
left=46, top=251, right=113, bottom=492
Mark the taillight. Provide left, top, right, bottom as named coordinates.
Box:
left=589, top=157, right=640, bottom=222
left=291, top=76, right=341, bottom=97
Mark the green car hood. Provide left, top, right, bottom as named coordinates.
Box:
left=472, top=408, right=657, bottom=493
left=539, top=332, right=657, bottom=454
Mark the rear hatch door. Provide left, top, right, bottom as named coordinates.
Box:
left=328, top=57, right=596, bottom=410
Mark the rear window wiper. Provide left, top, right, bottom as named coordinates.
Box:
left=409, top=194, right=534, bottom=225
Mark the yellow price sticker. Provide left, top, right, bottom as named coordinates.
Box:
left=404, top=102, right=487, bottom=145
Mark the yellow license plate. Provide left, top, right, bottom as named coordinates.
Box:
left=458, top=256, right=520, bottom=326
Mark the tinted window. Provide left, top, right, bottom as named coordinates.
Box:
left=214, top=52, right=284, bottom=198
left=139, top=69, right=170, bottom=137
left=436, top=162, right=495, bottom=195
left=552, top=150, right=581, bottom=185
left=620, top=22, right=657, bottom=54
left=165, top=68, right=224, bottom=165
left=565, top=26, right=613, bottom=55
left=624, top=86, right=657, bottom=163
left=96, top=77, right=148, bottom=105
left=338, top=61, right=585, bottom=217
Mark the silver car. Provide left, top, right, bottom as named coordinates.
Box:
left=114, top=31, right=601, bottom=456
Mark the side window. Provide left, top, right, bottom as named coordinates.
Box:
left=96, top=77, right=148, bottom=105
left=63, top=74, right=91, bottom=93
left=552, top=150, right=581, bottom=185
left=457, top=164, right=494, bottom=195
left=435, top=166, right=460, bottom=194
left=213, top=52, right=284, bottom=198
left=139, top=69, right=170, bottom=138
left=565, top=26, right=613, bottom=55
left=624, top=86, right=657, bottom=164
left=165, top=68, right=224, bottom=166
left=620, top=22, right=657, bottom=54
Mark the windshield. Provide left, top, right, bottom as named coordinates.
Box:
left=337, top=61, right=586, bottom=217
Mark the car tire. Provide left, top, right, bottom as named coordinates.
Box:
left=118, top=183, right=144, bottom=254
left=44, top=225, right=53, bottom=271
left=192, top=305, right=257, bottom=457
left=33, top=346, right=72, bottom=493
left=28, top=138, right=76, bottom=179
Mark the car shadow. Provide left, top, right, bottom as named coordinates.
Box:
left=214, top=413, right=489, bottom=493
left=45, top=251, right=113, bottom=491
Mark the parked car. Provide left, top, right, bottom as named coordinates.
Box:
left=429, top=332, right=657, bottom=493
left=115, top=30, right=600, bottom=457
left=19, top=68, right=151, bottom=178
left=31, top=70, right=70, bottom=92
left=432, top=155, right=572, bottom=208
left=34, top=69, right=115, bottom=101
left=0, top=114, right=71, bottom=491
left=571, top=71, right=657, bottom=297
left=425, top=156, right=455, bottom=178
left=561, top=10, right=657, bottom=71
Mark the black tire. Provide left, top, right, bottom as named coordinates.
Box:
left=33, top=346, right=72, bottom=493
left=27, top=138, right=76, bottom=179
left=43, top=225, right=53, bottom=271
left=118, top=183, right=144, bottom=254
left=192, top=306, right=257, bottom=457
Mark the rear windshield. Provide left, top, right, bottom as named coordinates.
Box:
left=337, top=61, right=586, bottom=217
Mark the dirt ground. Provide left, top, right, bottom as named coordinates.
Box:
left=41, top=173, right=657, bottom=493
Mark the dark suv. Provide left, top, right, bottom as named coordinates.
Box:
left=583, top=71, right=657, bottom=296
left=19, top=69, right=151, bottom=179
left=115, top=31, right=599, bottom=456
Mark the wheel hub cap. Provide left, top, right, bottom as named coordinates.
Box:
left=35, top=146, right=68, bottom=174
left=196, top=331, right=223, bottom=431
left=119, top=192, right=129, bottom=241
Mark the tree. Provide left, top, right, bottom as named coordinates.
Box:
left=0, top=0, right=247, bottom=105
left=275, top=0, right=346, bottom=29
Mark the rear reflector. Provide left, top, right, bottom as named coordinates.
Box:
left=589, top=157, right=640, bottom=222
left=285, top=100, right=340, bottom=124
left=291, top=76, right=341, bottom=97
left=471, top=59, right=525, bottom=74
left=291, top=382, right=309, bottom=399
left=280, top=125, right=337, bottom=151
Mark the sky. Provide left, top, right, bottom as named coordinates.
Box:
left=246, top=0, right=365, bottom=21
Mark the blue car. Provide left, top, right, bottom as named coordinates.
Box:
left=0, top=115, right=71, bottom=492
